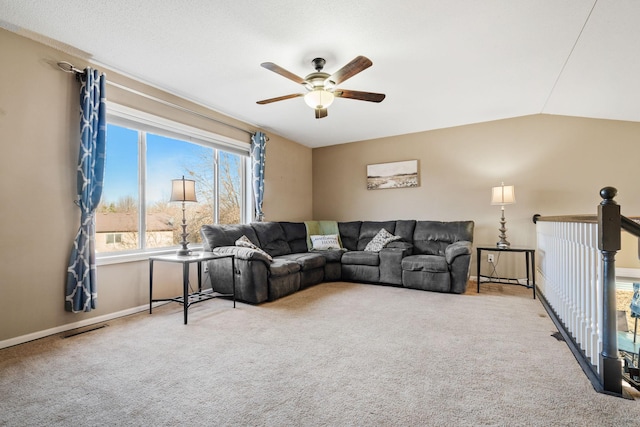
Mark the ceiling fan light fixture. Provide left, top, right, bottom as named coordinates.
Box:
left=304, top=89, right=334, bottom=109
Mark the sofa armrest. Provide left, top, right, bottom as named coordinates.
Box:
left=378, top=245, right=413, bottom=285
left=445, top=241, right=472, bottom=264
left=205, top=249, right=270, bottom=304
left=211, top=246, right=272, bottom=265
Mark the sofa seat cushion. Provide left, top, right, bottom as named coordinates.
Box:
left=277, top=253, right=326, bottom=271
left=269, top=258, right=301, bottom=277
left=341, top=251, right=380, bottom=266
left=402, top=255, right=448, bottom=273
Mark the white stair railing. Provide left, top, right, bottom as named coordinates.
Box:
left=535, top=187, right=639, bottom=396
left=536, top=218, right=602, bottom=373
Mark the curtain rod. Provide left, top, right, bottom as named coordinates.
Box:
left=57, top=61, right=259, bottom=138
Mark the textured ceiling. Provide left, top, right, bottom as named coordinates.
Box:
left=1, top=0, right=639, bottom=148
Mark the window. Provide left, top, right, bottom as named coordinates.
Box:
left=106, top=234, right=122, bottom=244
left=96, top=104, right=251, bottom=255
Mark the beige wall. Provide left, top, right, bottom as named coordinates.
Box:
left=261, top=134, right=313, bottom=221
left=313, top=115, right=640, bottom=276
left=0, top=29, right=312, bottom=344
left=2, top=26, right=638, bottom=345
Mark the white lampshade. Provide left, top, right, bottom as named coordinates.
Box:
left=491, top=183, right=515, bottom=205
left=304, top=89, right=335, bottom=109
left=170, top=176, right=197, bottom=202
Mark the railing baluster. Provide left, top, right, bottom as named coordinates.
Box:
left=585, top=223, right=597, bottom=367
left=578, top=223, right=586, bottom=352
left=572, top=222, right=583, bottom=349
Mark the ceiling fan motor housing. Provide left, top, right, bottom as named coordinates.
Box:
left=305, top=71, right=331, bottom=90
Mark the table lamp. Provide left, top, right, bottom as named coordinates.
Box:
left=491, top=182, right=515, bottom=248
left=170, top=176, right=198, bottom=255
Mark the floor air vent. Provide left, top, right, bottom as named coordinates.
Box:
left=63, top=323, right=108, bottom=338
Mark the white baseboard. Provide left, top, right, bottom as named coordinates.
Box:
left=0, top=302, right=166, bottom=350
left=617, top=268, right=640, bottom=280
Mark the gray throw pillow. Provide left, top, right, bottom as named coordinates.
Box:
left=235, top=235, right=273, bottom=262
left=364, top=228, right=402, bottom=252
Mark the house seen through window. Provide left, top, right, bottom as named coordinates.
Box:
left=96, top=112, right=249, bottom=254
left=105, top=233, right=123, bottom=244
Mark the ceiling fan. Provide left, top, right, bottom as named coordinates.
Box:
left=256, top=56, right=385, bottom=119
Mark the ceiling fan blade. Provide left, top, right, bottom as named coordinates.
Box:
left=315, top=108, right=328, bottom=119
left=256, top=93, right=304, bottom=105
left=260, top=62, right=307, bottom=85
left=326, top=56, right=372, bottom=85
left=334, top=89, right=386, bottom=103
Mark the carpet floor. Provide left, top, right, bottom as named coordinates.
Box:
left=1, top=281, right=640, bottom=426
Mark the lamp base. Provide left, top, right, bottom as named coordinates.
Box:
left=496, top=206, right=511, bottom=249
left=496, top=240, right=511, bottom=249
left=175, top=203, right=191, bottom=256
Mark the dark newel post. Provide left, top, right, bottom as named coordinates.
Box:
left=598, top=186, right=622, bottom=395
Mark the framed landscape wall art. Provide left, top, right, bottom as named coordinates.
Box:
left=367, top=159, right=419, bottom=190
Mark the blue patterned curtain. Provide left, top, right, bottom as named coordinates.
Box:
left=250, top=132, right=267, bottom=221
left=65, top=68, right=107, bottom=313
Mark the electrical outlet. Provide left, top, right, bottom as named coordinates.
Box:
left=487, top=254, right=495, bottom=263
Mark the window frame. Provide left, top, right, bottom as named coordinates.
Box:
left=97, top=102, right=253, bottom=265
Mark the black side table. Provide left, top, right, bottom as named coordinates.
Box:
left=149, top=252, right=235, bottom=324
left=476, top=246, right=536, bottom=299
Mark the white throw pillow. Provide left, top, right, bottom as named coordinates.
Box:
left=364, top=228, right=402, bottom=252
left=235, top=235, right=273, bottom=262
left=310, top=234, right=341, bottom=251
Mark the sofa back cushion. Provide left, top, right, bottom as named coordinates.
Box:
left=252, top=222, right=292, bottom=257
left=357, top=221, right=397, bottom=251
left=394, top=220, right=417, bottom=242
left=201, top=224, right=259, bottom=251
left=279, top=222, right=308, bottom=253
left=412, top=221, right=474, bottom=256
left=338, top=221, right=362, bottom=251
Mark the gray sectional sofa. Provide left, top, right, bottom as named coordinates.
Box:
left=200, top=220, right=474, bottom=304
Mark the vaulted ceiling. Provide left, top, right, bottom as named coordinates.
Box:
left=1, top=0, right=639, bottom=148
